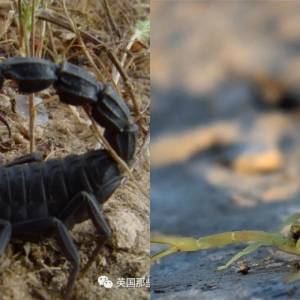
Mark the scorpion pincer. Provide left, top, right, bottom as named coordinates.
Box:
left=0, top=57, right=138, bottom=298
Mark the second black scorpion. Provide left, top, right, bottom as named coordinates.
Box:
left=0, top=56, right=138, bottom=298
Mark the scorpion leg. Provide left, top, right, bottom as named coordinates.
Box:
left=217, top=243, right=263, bottom=270
left=13, top=217, right=80, bottom=299
left=0, top=220, right=11, bottom=255
left=59, top=191, right=111, bottom=275
left=5, top=152, right=43, bottom=167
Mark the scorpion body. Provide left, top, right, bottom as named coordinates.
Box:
left=0, top=57, right=138, bottom=298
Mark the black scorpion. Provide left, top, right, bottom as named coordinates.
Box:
left=0, top=57, right=138, bottom=298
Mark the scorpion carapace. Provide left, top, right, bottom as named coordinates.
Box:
left=0, top=56, right=138, bottom=298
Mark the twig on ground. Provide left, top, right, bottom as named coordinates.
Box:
left=103, top=0, right=121, bottom=39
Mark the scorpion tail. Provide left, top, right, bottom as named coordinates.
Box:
left=91, top=84, right=138, bottom=164
left=0, top=58, right=138, bottom=163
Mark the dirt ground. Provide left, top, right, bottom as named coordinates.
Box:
left=0, top=1, right=149, bottom=300
left=151, top=2, right=300, bottom=300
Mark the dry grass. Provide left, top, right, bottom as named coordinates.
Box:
left=0, top=1, right=149, bottom=299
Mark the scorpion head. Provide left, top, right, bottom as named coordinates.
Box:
left=84, top=150, right=122, bottom=203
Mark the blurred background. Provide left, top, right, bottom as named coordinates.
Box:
left=151, top=1, right=300, bottom=299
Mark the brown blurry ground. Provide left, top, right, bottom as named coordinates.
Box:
left=0, top=1, right=149, bottom=300
left=151, top=1, right=300, bottom=300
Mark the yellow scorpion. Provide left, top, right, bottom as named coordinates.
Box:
left=151, top=213, right=300, bottom=282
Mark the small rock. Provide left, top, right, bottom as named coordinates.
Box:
left=238, top=262, right=250, bottom=275
left=109, top=210, right=143, bottom=251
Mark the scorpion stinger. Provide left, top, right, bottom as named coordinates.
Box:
left=0, top=57, right=139, bottom=299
